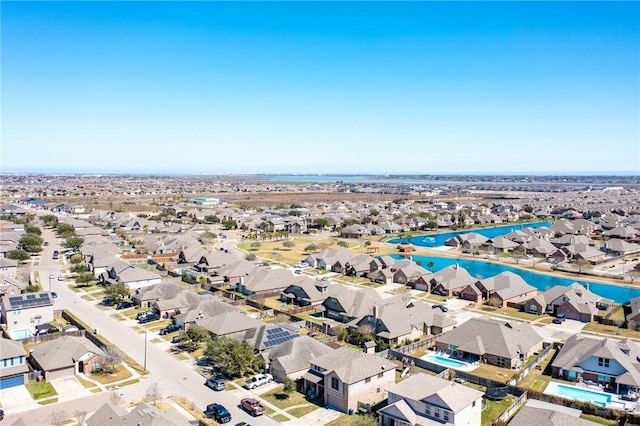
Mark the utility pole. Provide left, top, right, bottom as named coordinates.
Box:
left=144, top=330, right=147, bottom=373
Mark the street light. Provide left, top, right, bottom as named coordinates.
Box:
left=144, top=330, right=148, bottom=373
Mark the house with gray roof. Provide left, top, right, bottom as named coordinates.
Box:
left=0, top=337, right=29, bottom=389
left=508, top=401, right=600, bottom=426
left=524, top=283, right=612, bottom=321
left=321, top=284, right=398, bottom=323
left=100, top=260, right=162, bottom=290
left=430, top=264, right=477, bottom=297
left=173, top=297, right=241, bottom=327
left=348, top=300, right=456, bottom=346
left=86, top=401, right=191, bottom=426
left=552, top=334, right=640, bottom=395
left=1, top=291, right=55, bottom=339
left=393, top=263, right=433, bottom=288
left=0, top=274, right=25, bottom=297
left=195, top=311, right=264, bottom=337
left=280, top=277, right=332, bottom=308
left=462, top=271, right=537, bottom=307
left=267, top=335, right=334, bottom=382
left=133, top=282, right=185, bottom=308
left=0, top=258, right=18, bottom=279
left=236, top=268, right=296, bottom=297
left=302, top=346, right=396, bottom=413
left=378, top=373, right=483, bottom=426
left=434, top=316, right=543, bottom=369
left=30, top=335, right=106, bottom=381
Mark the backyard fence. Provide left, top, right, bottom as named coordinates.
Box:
left=493, top=391, right=528, bottom=425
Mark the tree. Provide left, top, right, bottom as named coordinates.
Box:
left=204, top=215, right=220, bottom=224
left=70, top=264, right=88, bottom=274
left=426, top=220, right=438, bottom=230
left=186, top=325, right=210, bottom=343
left=245, top=253, right=257, bottom=261
left=282, top=377, right=296, bottom=398
left=73, top=410, right=88, bottom=426
left=19, top=233, right=43, bottom=253
left=305, top=242, right=318, bottom=252
left=427, top=261, right=435, bottom=271
left=64, top=236, right=84, bottom=250
left=204, top=337, right=263, bottom=378
left=282, top=240, right=295, bottom=249
left=100, top=347, right=122, bottom=374
left=75, top=272, right=95, bottom=285
left=145, top=382, right=161, bottom=406
left=104, top=282, right=130, bottom=299
left=487, top=295, right=503, bottom=308
left=512, top=246, right=525, bottom=265
left=250, top=241, right=261, bottom=250
left=7, top=249, right=29, bottom=261
left=221, top=219, right=237, bottom=230
left=70, top=254, right=84, bottom=264
left=313, top=218, right=329, bottom=229
left=41, top=214, right=58, bottom=227
left=25, top=225, right=42, bottom=235
left=56, top=223, right=75, bottom=238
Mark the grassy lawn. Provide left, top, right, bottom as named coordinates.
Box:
left=294, top=312, right=324, bottom=325
left=272, top=414, right=290, bottom=423
left=516, top=349, right=556, bottom=390
left=580, top=414, right=617, bottom=425
left=88, top=366, right=133, bottom=384
left=76, top=375, right=98, bottom=389
left=112, top=378, right=139, bottom=387
left=287, top=404, right=318, bottom=417
left=482, top=395, right=514, bottom=426
left=261, top=387, right=312, bottom=411
left=472, top=364, right=517, bottom=383
left=38, top=397, right=59, bottom=405
left=25, top=381, right=58, bottom=400
left=582, top=322, right=635, bottom=338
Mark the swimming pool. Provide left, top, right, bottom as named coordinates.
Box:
left=423, top=354, right=474, bottom=371
left=546, top=382, right=611, bottom=407
left=12, top=329, right=33, bottom=339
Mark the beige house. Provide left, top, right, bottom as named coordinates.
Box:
left=1, top=291, right=55, bottom=339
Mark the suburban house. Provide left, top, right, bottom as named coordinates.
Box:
left=153, top=290, right=207, bottom=318
left=508, top=402, right=601, bottom=426
left=626, top=296, right=640, bottom=328
left=551, top=334, right=640, bottom=395
left=99, top=260, right=162, bottom=290
left=195, top=311, right=264, bottom=337
left=86, top=401, right=191, bottom=426
left=322, top=285, right=396, bottom=323
left=173, top=297, right=242, bottom=328
left=524, top=283, right=613, bottom=321
left=378, top=373, right=483, bottom=426
left=0, top=337, right=29, bottom=389
left=304, top=247, right=354, bottom=271
left=393, top=263, right=433, bottom=288
left=461, top=272, right=538, bottom=307
left=430, top=264, right=477, bottom=297
left=280, top=277, right=332, bottom=308
left=348, top=300, right=456, bottom=347
left=434, top=316, right=544, bottom=369
left=0, top=258, right=18, bottom=278
left=0, top=274, right=25, bottom=297
left=133, top=282, right=185, bottom=308
left=302, top=346, right=396, bottom=413
left=236, top=268, right=295, bottom=297
left=29, top=335, right=106, bottom=381
left=266, top=336, right=335, bottom=382
left=1, top=291, right=55, bottom=339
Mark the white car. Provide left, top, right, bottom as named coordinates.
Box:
left=243, top=373, right=273, bottom=390
left=294, top=262, right=309, bottom=268
left=49, top=273, right=56, bottom=279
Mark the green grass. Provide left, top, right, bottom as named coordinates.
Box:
left=261, top=387, right=310, bottom=410
left=88, top=366, right=133, bottom=384
left=579, top=414, right=616, bottom=425
left=272, top=414, right=290, bottom=423
left=25, top=381, right=58, bottom=400
left=38, top=397, right=59, bottom=405
left=482, top=395, right=514, bottom=426
left=287, top=404, right=318, bottom=417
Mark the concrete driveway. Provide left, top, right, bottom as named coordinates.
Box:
left=0, top=385, right=40, bottom=413
left=49, top=376, right=92, bottom=402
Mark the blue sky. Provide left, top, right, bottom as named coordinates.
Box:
left=2, top=1, right=639, bottom=175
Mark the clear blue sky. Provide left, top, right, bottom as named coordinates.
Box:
left=2, top=1, right=639, bottom=175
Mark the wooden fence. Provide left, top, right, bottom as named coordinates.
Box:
left=493, top=391, right=528, bottom=425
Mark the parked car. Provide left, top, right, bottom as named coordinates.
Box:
left=138, top=312, right=160, bottom=323
left=116, top=301, right=134, bottom=310
left=57, top=274, right=64, bottom=281
left=205, top=377, right=226, bottom=391
left=431, top=304, right=448, bottom=312
left=553, top=313, right=566, bottom=324
left=51, top=292, right=58, bottom=298
left=240, top=398, right=265, bottom=417
left=243, top=373, right=273, bottom=390
left=136, top=310, right=153, bottom=320
left=204, top=403, right=231, bottom=423
left=159, top=324, right=181, bottom=335
left=49, top=273, right=56, bottom=279
left=101, top=296, right=117, bottom=306
left=294, top=269, right=303, bottom=275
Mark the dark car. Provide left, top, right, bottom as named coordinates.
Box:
left=101, top=296, right=117, bottom=306
left=51, top=291, right=58, bottom=298
left=136, top=311, right=153, bottom=320
left=553, top=313, right=566, bottom=324
left=205, top=377, right=226, bottom=391
left=138, top=312, right=160, bottom=323
left=204, top=403, right=231, bottom=423
left=159, top=324, right=181, bottom=335
left=116, top=301, right=134, bottom=310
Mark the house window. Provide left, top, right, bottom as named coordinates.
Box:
left=425, top=405, right=431, bottom=416
left=434, top=408, right=440, bottom=418
left=365, top=377, right=371, bottom=383
left=472, top=400, right=476, bottom=407
left=598, top=358, right=610, bottom=368
left=444, top=411, right=450, bottom=421
left=378, top=372, right=384, bottom=378
left=497, top=357, right=506, bottom=367
left=331, top=377, right=339, bottom=391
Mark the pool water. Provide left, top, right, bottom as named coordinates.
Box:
left=426, top=355, right=470, bottom=369
left=552, top=384, right=611, bottom=407
left=13, top=329, right=33, bottom=339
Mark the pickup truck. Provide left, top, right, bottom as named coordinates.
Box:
left=243, top=373, right=273, bottom=390
left=241, top=398, right=265, bottom=416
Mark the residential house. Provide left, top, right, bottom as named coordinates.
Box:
left=30, top=335, right=106, bottom=381
left=305, top=247, right=355, bottom=271
left=345, top=254, right=375, bottom=277
left=602, top=239, right=640, bottom=256
left=1, top=292, right=54, bottom=339
left=552, top=334, right=640, bottom=395
left=173, top=298, right=242, bottom=328
left=280, top=277, right=332, bottom=308
left=267, top=335, right=335, bottom=382
left=508, top=402, right=601, bottom=426
left=378, top=373, right=483, bottom=426
left=236, top=268, right=296, bottom=297
left=0, top=258, right=18, bottom=278
left=99, top=260, right=162, bottom=290
left=430, top=264, right=477, bottom=297
left=348, top=300, right=456, bottom=346
left=434, top=316, right=544, bottom=369
left=626, top=296, right=640, bottom=329
left=0, top=337, right=29, bottom=389
left=524, top=283, right=612, bottom=321
left=133, top=282, right=186, bottom=308
left=393, top=263, right=433, bottom=289
left=86, top=401, right=192, bottom=426
left=195, top=311, right=264, bottom=337
left=0, top=274, right=25, bottom=297
left=302, top=346, right=396, bottom=413
left=153, top=290, right=207, bottom=318
left=463, top=272, right=538, bottom=307
left=490, top=236, right=520, bottom=253
left=340, top=224, right=371, bottom=239
left=322, top=285, right=395, bottom=323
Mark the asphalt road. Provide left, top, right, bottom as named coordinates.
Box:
left=32, top=226, right=280, bottom=425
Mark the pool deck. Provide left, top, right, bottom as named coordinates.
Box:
left=545, top=381, right=640, bottom=412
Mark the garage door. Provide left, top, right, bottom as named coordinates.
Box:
left=0, top=375, right=24, bottom=389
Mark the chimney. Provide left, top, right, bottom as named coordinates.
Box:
left=373, top=304, right=379, bottom=324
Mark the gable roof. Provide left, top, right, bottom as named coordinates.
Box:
left=30, top=335, right=104, bottom=371
left=267, top=335, right=334, bottom=375
left=311, top=346, right=395, bottom=384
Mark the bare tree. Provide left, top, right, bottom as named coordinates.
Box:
left=101, top=346, right=122, bottom=374
left=110, top=390, right=121, bottom=406
left=146, top=382, right=161, bottom=406
left=512, top=246, right=525, bottom=265
left=49, top=410, right=68, bottom=426
left=74, top=410, right=88, bottom=426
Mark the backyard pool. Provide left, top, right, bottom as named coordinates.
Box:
left=545, top=382, right=612, bottom=407
left=422, top=354, right=476, bottom=371
left=12, top=329, right=33, bottom=339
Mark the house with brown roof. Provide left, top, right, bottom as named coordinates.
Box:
left=302, top=346, right=396, bottom=413
left=430, top=264, right=477, bottom=297
left=30, top=335, right=106, bottom=381
left=462, top=272, right=538, bottom=307
left=524, top=283, right=612, bottom=321
left=267, top=335, right=334, bottom=382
